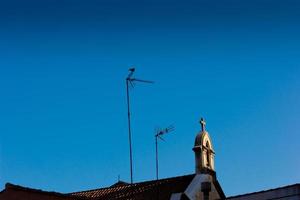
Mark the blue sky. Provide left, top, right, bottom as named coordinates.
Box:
left=0, top=0, right=300, bottom=196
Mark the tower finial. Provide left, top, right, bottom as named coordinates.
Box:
left=200, top=118, right=206, bottom=132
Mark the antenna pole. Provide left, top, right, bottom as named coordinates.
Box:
left=126, top=78, right=133, bottom=184
left=155, top=135, right=159, bottom=180
left=126, top=68, right=153, bottom=184
left=154, top=126, right=174, bottom=200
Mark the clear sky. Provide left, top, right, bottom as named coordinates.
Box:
left=0, top=0, right=300, bottom=197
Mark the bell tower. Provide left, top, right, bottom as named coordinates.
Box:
left=193, top=118, right=215, bottom=174
left=184, top=118, right=225, bottom=200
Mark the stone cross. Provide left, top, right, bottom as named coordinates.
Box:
left=200, top=118, right=206, bottom=132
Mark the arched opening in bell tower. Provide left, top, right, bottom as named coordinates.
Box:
left=205, top=141, right=211, bottom=168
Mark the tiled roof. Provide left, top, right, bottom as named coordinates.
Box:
left=70, top=174, right=195, bottom=200
left=0, top=183, right=80, bottom=200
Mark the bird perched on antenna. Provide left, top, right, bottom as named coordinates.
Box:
left=127, top=67, right=135, bottom=80
left=129, top=68, right=135, bottom=72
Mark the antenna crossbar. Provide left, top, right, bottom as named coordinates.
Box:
left=130, top=78, right=154, bottom=84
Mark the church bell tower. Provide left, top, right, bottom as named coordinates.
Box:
left=193, top=118, right=215, bottom=174
left=183, top=118, right=225, bottom=200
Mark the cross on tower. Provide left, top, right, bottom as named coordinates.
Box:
left=200, top=118, right=206, bottom=132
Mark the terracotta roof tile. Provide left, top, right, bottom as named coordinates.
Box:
left=70, top=174, right=195, bottom=200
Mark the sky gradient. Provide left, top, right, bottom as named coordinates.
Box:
left=0, top=0, right=300, bottom=197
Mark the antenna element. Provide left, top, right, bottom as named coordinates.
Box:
left=155, top=125, right=175, bottom=180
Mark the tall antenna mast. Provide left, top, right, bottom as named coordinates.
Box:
left=155, top=125, right=175, bottom=180
left=126, top=67, right=154, bottom=184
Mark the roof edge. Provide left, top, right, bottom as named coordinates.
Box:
left=227, top=183, right=300, bottom=199
left=3, top=182, right=74, bottom=198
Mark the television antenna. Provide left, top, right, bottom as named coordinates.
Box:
left=126, top=67, right=154, bottom=184
left=155, top=125, right=175, bottom=180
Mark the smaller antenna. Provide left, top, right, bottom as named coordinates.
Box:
left=155, top=125, right=175, bottom=180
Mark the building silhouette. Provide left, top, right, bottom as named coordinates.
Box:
left=0, top=119, right=299, bottom=200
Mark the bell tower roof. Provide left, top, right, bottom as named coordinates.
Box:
left=194, top=118, right=214, bottom=149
